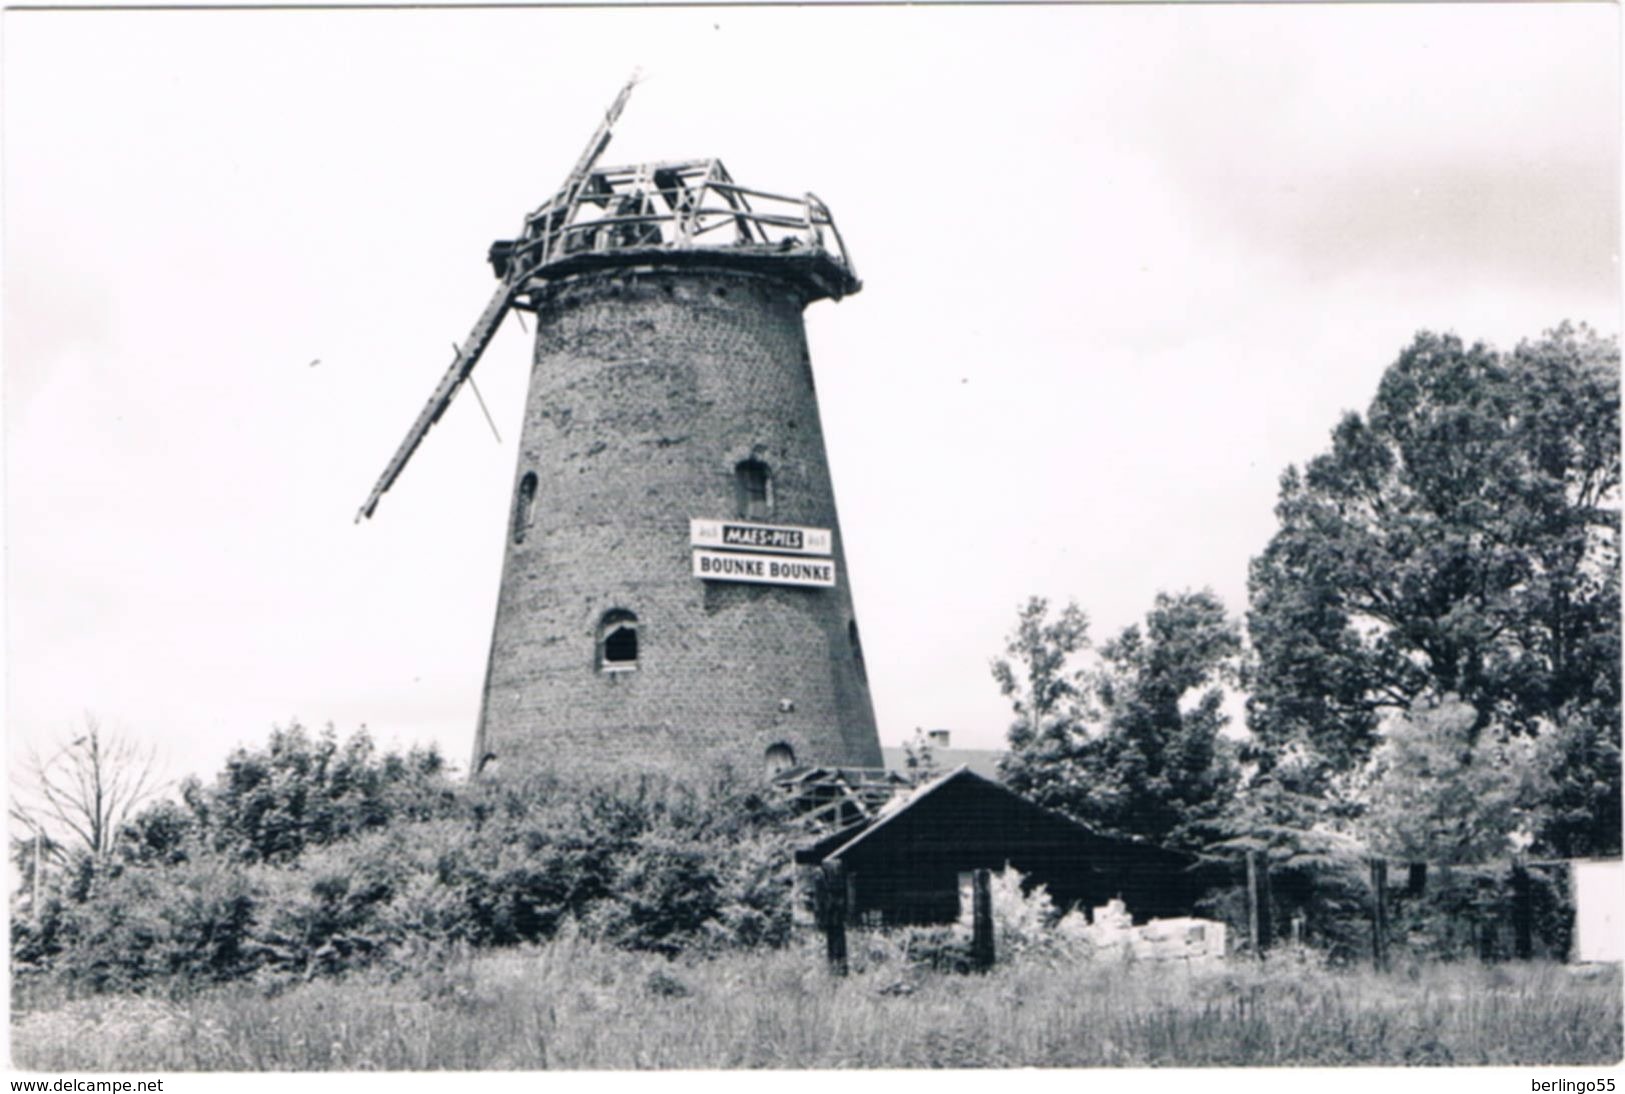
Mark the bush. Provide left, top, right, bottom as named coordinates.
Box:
left=16, top=762, right=803, bottom=997
left=897, top=926, right=974, bottom=973
left=117, top=802, right=195, bottom=867
left=1386, top=863, right=1571, bottom=962
left=1196, top=855, right=1573, bottom=964
left=248, top=833, right=412, bottom=980
left=48, top=858, right=259, bottom=993
left=174, top=723, right=454, bottom=865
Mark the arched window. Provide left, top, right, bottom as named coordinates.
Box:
left=476, top=753, right=501, bottom=777
left=765, top=742, right=797, bottom=777
left=598, top=609, right=639, bottom=671
left=512, top=472, right=538, bottom=545
left=734, top=459, right=773, bottom=520
left=849, top=620, right=868, bottom=684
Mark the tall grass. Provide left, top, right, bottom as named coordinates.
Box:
left=11, top=932, right=1621, bottom=1070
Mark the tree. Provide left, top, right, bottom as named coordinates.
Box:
left=901, top=728, right=941, bottom=782
left=10, top=717, right=165, bottom=866
left=1355, top=696, right=1542, bottom=865
left=1529, top=702, right=1622, bottom=859
left=1247, top=324, right=1620, bottom=852
left=996, top=591, right=1243, bottom=850
left=178, top=721, right=451, bottom=864
left=1210, top=735, right=1373, bottom=959
left=990, top=597, right=1091, bottom=752
left=991, top=597, right=1091, bottom=800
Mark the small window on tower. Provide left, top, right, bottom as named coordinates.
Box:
left=735, top=459, right=773, bottom=520
left=598, top=609, right=639, bottom=671
left=512, top=472, right=538, bottom=545
left=765, top=742, right=796, bottom=777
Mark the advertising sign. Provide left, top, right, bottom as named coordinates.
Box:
left=692, top=549, right=837, bottom=588
left=689, top=518, right=832, bottom=557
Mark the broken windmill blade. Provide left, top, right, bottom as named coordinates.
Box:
left=558, top=70, right=641, bottom=209
left=352, top=277, right=522, bottom=522
left=353, top=71, right=641, bottom=524
left=523, top=69, right=643, bottom=268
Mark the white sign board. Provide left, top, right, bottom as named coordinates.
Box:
left=693, top=549, right=837, bottom=588
left=690, top=518, right=832, bottom=557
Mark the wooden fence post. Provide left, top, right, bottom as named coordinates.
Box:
left=817, top=860, right=848, bottom=976
left=1369, top=858, right=1389, bottom=972
left=1259, top=854, right=1275, bottom=954
left=971, top=868, right=995, bottom=972
left=1245, top=851, right=1265, bottom=960
left=1475, top=873, right=1497, bottom=961
left=1511, top=862, right=1533, bottom=961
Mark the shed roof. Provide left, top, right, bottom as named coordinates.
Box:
left=795, top=766, right=1190, bottom=871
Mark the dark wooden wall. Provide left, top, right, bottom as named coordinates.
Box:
left=828, top=775, right=1197, bottom=925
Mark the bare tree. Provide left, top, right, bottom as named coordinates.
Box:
left=10, top=716, right=167, bottom=865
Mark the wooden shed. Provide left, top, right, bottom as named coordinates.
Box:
left=794, top=766, right=1200, bottom=926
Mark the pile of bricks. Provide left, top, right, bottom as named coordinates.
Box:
left=1083, top=898, right=1228, bottom=963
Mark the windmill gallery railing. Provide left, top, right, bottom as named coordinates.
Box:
left=488, top=159, right=857, bottom=286
left=355, top=78, right=866, bottom=523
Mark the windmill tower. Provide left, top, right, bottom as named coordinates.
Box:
left=358, top=79, right=883, bottom=782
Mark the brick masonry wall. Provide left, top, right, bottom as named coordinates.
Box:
left=471, top=261, right=883, bottom=782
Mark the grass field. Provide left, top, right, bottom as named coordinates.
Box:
left=10, top=932, right=1622, bottom=1070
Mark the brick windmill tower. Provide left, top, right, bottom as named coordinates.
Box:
left=357, top=78, right=883, bottom=782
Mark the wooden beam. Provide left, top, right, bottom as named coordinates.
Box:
left=1369, top=858, right=1390, bottom=971
left=706, top=180, right=805, bottom=205
left=1512, top=862, right=1533, bottom=961
left=1245, top=851, right=1262, bottom=961
left=817, top=861, right=849, bottom=976
left=1259, top=853, right=1274, bottom=954
left=971, top=868, right=995, bottom=972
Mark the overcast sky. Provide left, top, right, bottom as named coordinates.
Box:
left=5, top=3, right=1619, bottom=791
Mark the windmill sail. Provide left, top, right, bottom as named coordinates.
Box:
left=355, top=72, right=640, bottom=523
left=354, top=277, right=521, bottom=522
left=556, top=72, right=639, bottom=213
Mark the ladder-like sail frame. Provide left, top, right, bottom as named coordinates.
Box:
left=354, top=74, right=639, bottom=523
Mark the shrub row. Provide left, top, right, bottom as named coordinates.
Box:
left=13, top=768, right=801, bottom=996
left=1197, top=856, right=1573, bottom=963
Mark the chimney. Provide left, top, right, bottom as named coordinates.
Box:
left=927, top=729, right=951, bottom=748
